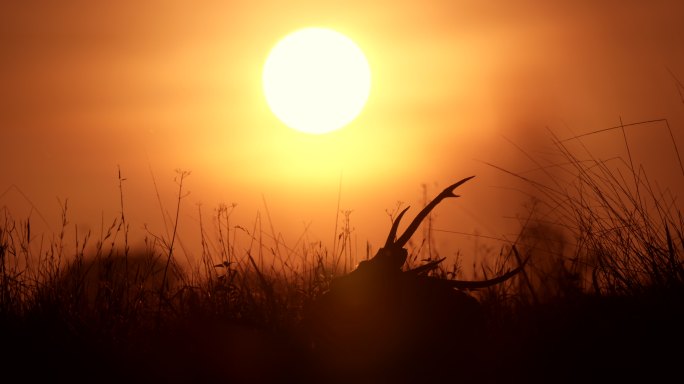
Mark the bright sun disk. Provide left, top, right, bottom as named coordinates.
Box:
left=262, top=28, right=371, bottom=135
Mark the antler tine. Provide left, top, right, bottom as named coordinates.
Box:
left=393, top=175, right=475, bottom=248
left=447, top=253, right=530, bottom=290
left=384, top=206, right=411, bottom=248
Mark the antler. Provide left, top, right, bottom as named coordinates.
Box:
left=407, top=250, right=530, bottom=290
left=367, top=176, right=475, bottom=271
left=384, top=175, right=476, bottom=249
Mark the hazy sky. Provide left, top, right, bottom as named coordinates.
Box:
left=2, top=1, right=684, bottom=267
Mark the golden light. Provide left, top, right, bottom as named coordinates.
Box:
left=262, top=27, right=371, bottom=135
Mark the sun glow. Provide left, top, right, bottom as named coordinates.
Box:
left=262, top=27, right=371, bottom=135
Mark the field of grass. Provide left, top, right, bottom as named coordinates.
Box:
left=2, top=122, right=684, bottom=383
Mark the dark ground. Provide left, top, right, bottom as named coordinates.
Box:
left=3, top=287, right=683, bottom=384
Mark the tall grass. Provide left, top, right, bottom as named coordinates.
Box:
left=2, top=119, right=684, bottom=382
left=486, top=119, right=684, bottom=301
left=0, top=169, right=355, bottom=340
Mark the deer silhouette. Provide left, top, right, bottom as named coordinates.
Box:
left=305, top=176, right=527, bottom=382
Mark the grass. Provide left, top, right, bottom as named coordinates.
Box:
left=2, top=120, right=684, bottom=383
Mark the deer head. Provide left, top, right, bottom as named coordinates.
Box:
left=307, top=176, right=528, bottom=381
left=334, top=175, right=525, bottom=288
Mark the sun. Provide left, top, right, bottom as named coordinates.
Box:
left=262, top=27, right=371, bottom=135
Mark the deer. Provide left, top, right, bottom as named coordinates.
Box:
left=304, top=176, right=527, bottom=382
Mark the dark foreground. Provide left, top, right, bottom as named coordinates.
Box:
left=3, top=287, right=682, bottom=384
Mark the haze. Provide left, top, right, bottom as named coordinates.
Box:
left=2, top=1, right=683, bottom=269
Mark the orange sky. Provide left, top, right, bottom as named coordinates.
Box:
left=2, top=1, right=684, bottom=269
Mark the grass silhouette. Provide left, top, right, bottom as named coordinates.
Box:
left=2, top=121, right=684, bottom=383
